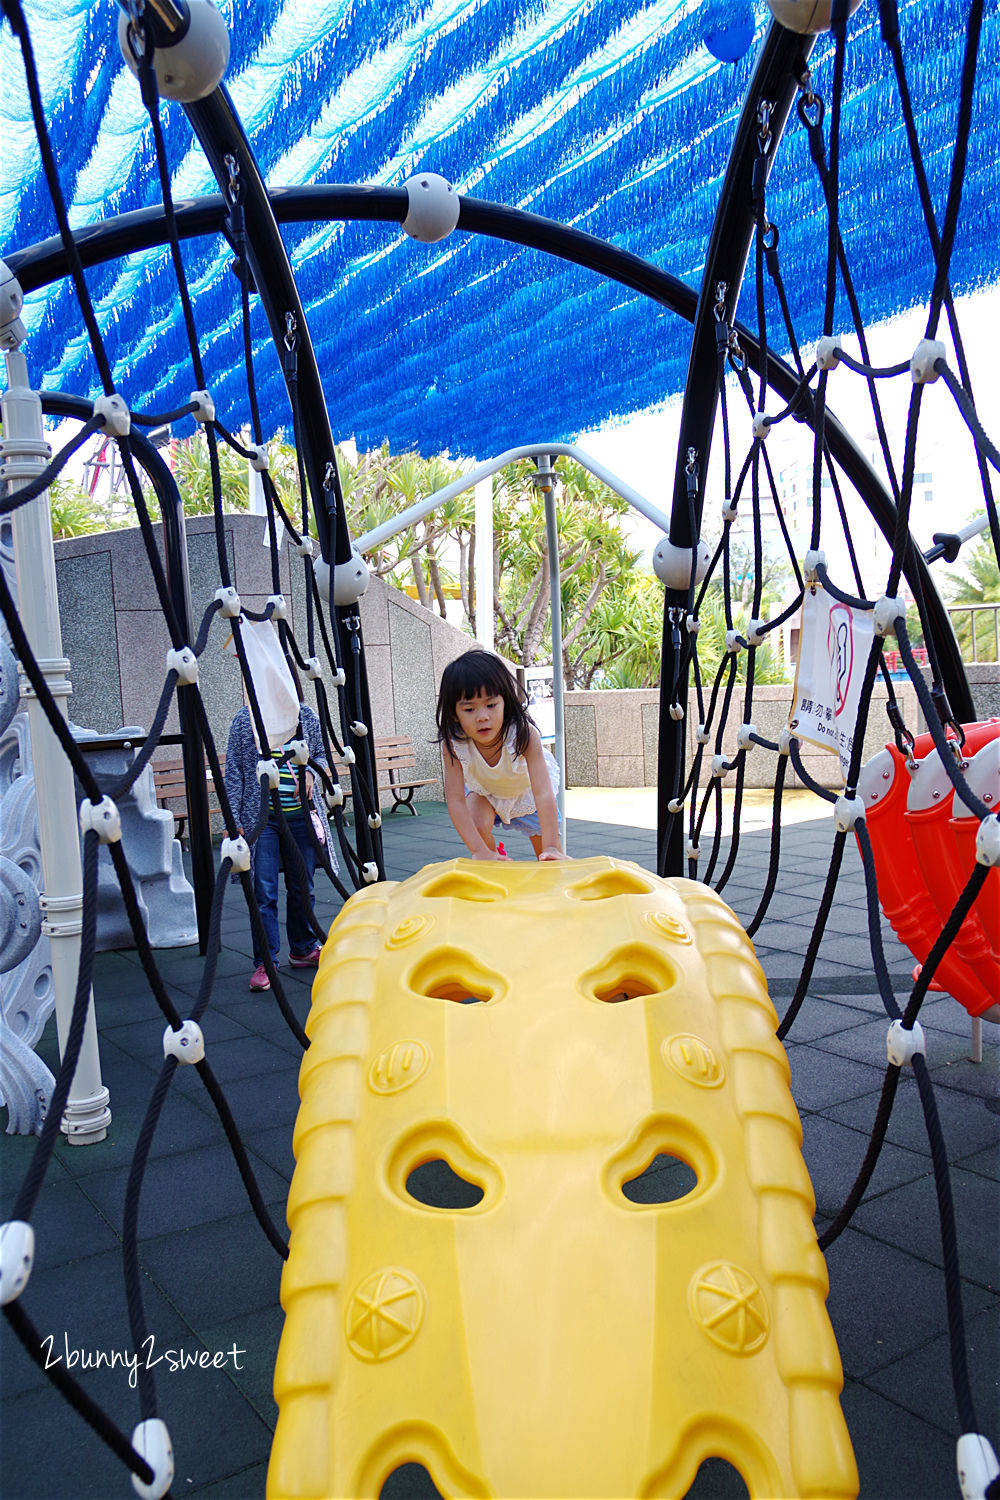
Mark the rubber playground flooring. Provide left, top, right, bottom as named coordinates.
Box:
left=1, top=797, right=997, bottom=1500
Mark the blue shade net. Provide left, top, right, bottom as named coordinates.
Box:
left=1, top=0, right=997, bottom=460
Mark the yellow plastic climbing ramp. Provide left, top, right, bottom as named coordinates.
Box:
left=268, top=856, right=857, bottom=1500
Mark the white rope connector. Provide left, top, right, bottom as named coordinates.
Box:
left=873, top=594, right=906, bottom=638
left=247, top=444, right=269, bottom=472
left=695, top=724, right=710, bottom=745
left=341, top=747, right=356, bottom=766
left=975, top=814, right=1000, bottom=868
left=189, top=389, right=215, bottom=424
left=0, top=1220, right=35, bottom=1305
left=910, top=338, right=945, bottom=385
left=362, top=862, right=379, bottom=883
left=162, top=1020, right=205, bottom=1065
left=652, top=537, right=710, bottom=589
left=166, top=646, right=199, bottom=684
left=737, top=722, right=757, bottom=751
left=752, top=411, right=771, bottom=440
left=669, top=701, right=685, bottom=722
left=288, top=739, right=310, bottom=766
left=93, top=393, right=131, bottom=436
left=886, top=1018, right=926, bottom=1067
left=402, top=171, right=460, bottom=243
left=333, top=549, right=370, bottom=605
left=214, top=585, right=241, bottom=618
left=815, top=336, right=842, bottom=370
left=324, top=784, right=345, bottom=810
left=745, top=618, right=766, bottom=647
left=350, top=721, right=369, bottom=737
left=804, top=548, right=826, bottom=585
left=834, top=794, right=866, bottom=833
left=266, top=593, right=287, bottom=620
left=686, top=614, right=700, bottom=635
left=778, top=726, right=796, bottom=756
left=368, top=812, right=382, bottom=829
left=131, top=1417, right=174, bottom=1500
left=721, top=496, right=739, bottom=524
left=79, top=795, right=122, bottom=843
left=711, top=753, right=727, bottom=778
left=957, top=1433, right=1000, bottom=1500
left=668, top=797, right=684, bottom=814
left=221, top=835, right=250, bottom=872
left=686, top=840, right=700, bottom=863
left=294, top=535, right=314, bottom=558
left=724, top=629, right=743, bottom=654
left=331, top=667, right=346, bottom=688
left=305, top=656, right=322, bottom=679
left=257, top=759, right=280, bottom=789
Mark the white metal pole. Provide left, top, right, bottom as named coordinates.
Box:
left=474, top=476, right=494, bottom=652
left=2, top=346, right=111, bottom=1145
left=540, top=462, right=567, bottom=850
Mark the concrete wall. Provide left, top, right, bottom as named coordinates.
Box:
left=54, top=515, right=471, bottom=803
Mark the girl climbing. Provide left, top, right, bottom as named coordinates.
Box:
left=436, top=649, right=566, bottom=862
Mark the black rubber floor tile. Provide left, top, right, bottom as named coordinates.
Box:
left=199, top=1301, right=284, bottom=1427
left=140, top=1214, right=283, bottom=1327
left=783, top=1044, right=886, bottom=1112
left=825, top=1228, right=996, bottom=1377
left=865, top=1299, right=1000, bottom=1438
left=243, top=1121, right=298, bottom=1182
left=0, top=1157, right=119, bottom=1267
left=956, top=1139, right=1000, bottom=1182
left=801, top=1113, right=931, bottom=1218
left=187, top=1460, right=271, bottom=1497
left=840, top=1378, right=957, bottom=1499
left=827, top=1078, right=999, bottom=1159
left=773, top=995, right=876, bottom=1044
left=849, top=1167, right=999, bottom=1290
left=78, top=1142, right=290, bottom=1239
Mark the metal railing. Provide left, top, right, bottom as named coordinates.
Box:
left=947, top=603, right=1000, bottom=664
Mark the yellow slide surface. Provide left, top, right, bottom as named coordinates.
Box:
left=268, top=856, right=857, bottom=1500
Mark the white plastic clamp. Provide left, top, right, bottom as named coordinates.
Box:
left=79, top=795, right=122, bottom=844
left=804, top=548, right=826, bottom=585
left=257, top=759, right=280, bottom=789
left=752, top=411, right=771, bottom=440
left=975, top=813, right=1000, bottom=868
left=220, top=835, right=250, bottom=872
left=910, top=338, right=945, bottom=385
left=669, top=701, right=685, bottom=722
left=305, top=656, right=322, bottom=679
left=167, top=646, right=199, bottom=684
left=685, top=840, right=700, bottom=862
left=324, top=784, right=345, bottom=811
left=131, top=1417, right=175, bottom=1500
left=745, top=618, right=766, bottom=647
left=737, top=722, right=757, bottom=751
left=778, top=726, right=796, bottom=756
left=368, top=813, right=382, bottom=829
left=294, top=534, right=314, bottom=558
left=696, top=724, right=710, bottom=745
left=873, top=594, right=906, bottom=638
left=350, top=721, right=369, bottom=737
left=834, top=794, right=866, bottom=833
left=721, top=496, right=739, bottom=523
left=333, top=549, right=370, bottom=606
left=266, top=593, right=287, bottom=620
left=214, top=585, right=241, bottom=618
left=189, top=389, right=215, bottom=424
left=667, top=797, right=684, bottom=814
left=402, top=172, right=460, bottom=243
left=162, top=1020, right=205, bottom=1065
left=686, top=614, right=700, bottom=635
left=652, top=537, right=710, bottom=589
left=815, top=336, right=842, bottom=370
left=341, top=747, right=356, bottom=766
left=362, top=861, right=380, bottom=883
left=725, top=629, right=742, bottom=654
left=247, top=444, right=269, bottom=472
left=957, top=1433, right=1000, bottom=1500
left=711, top=753, right=727, bottom=778
left=0, top=1220, right=35, bottom=1306
left=93, top=393, right=131, bottom=436
left=886, top=1018, right=926, bottom=1067
left=331, top=667, right=346, bottom=688
left=287, top=739, right=310, bottom=766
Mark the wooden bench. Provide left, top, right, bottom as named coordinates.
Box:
left=335, top=734, right=438, bottom=815
left=152, top=756, right=224, bottom=844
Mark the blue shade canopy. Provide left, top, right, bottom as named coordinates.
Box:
left=2, top=0, right=998, bottom=458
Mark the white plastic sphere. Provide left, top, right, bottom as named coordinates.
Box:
left=765, top=0, right=864, bottom=34
left=402, top=173, right=461, bottom=244
left=118, top=0, right=230, bottom=103
left=652, top=537, right=711, bottom=590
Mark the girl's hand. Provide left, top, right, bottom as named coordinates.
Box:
left=539, top=846, right=568, bottom=861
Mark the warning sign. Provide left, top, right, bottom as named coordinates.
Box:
left=789, top=586, right=874, bottom=781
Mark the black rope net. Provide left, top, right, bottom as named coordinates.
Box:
left=0, top=1, right=997, bottom=1497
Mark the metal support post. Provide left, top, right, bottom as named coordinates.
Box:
left=474, top=476, right=494, bottom=652
left=538, top=458, right=567, bottom=847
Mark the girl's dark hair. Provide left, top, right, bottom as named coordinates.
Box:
left=436, top=650, right=532, bottom=757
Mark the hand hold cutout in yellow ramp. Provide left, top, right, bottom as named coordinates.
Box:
left=269, top=856, right=858, bottom=1500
